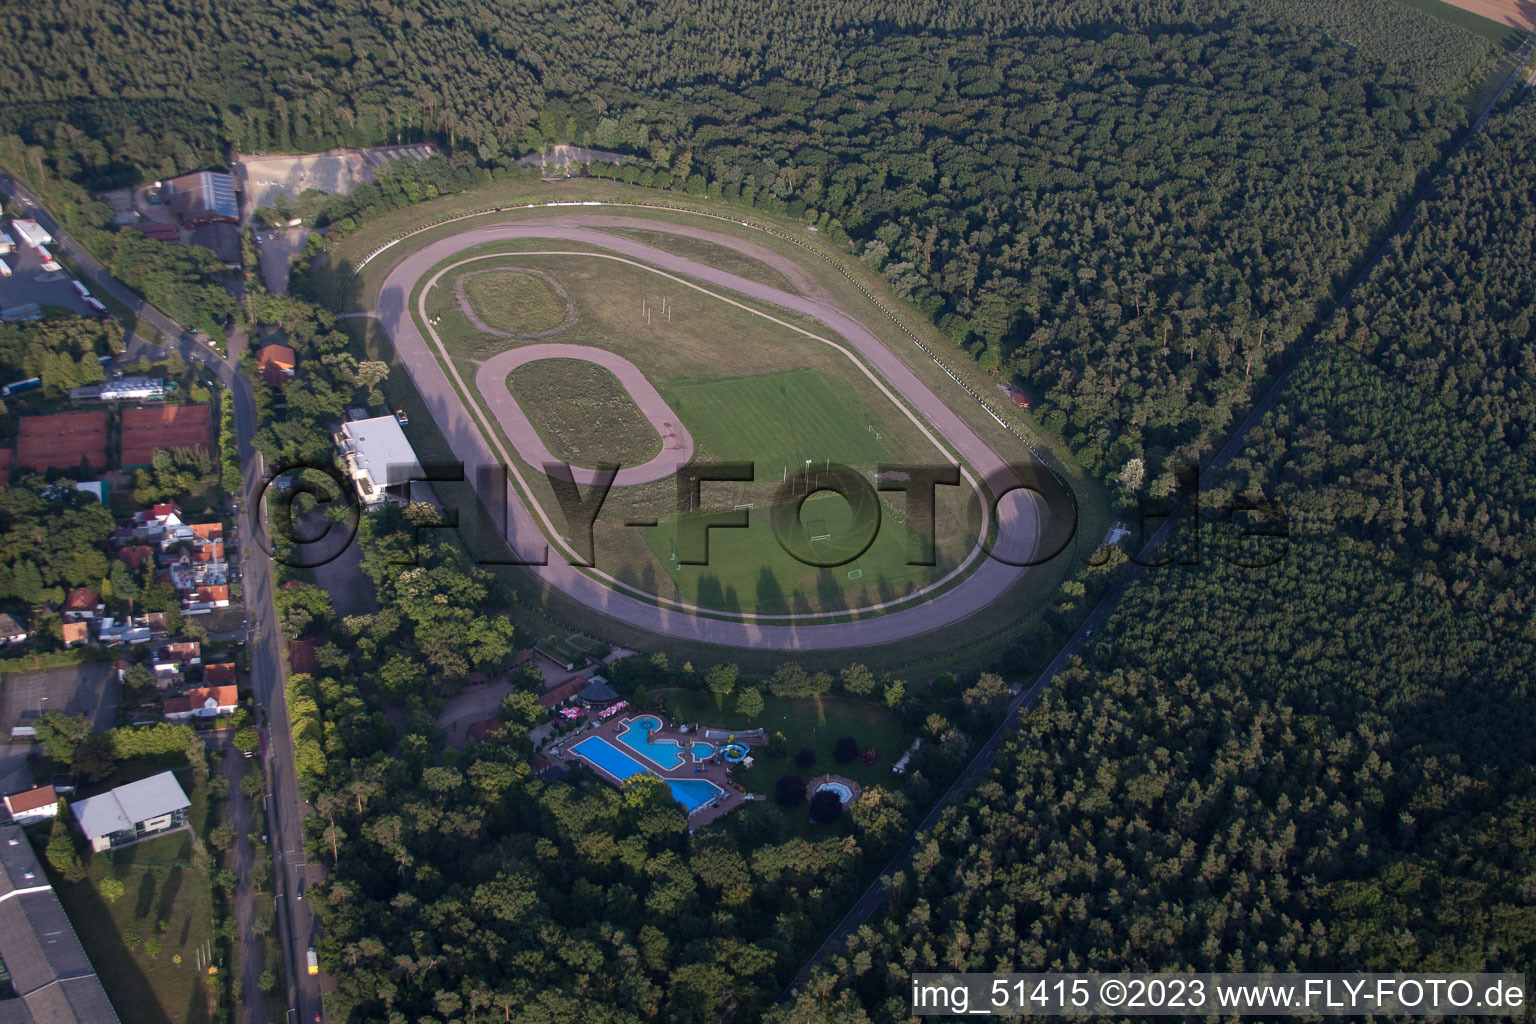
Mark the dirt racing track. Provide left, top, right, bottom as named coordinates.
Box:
left=475, top=342, right=693, bottom=486
left=372, top=215, right=1043, bottom=650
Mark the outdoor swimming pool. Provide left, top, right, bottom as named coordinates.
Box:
left=617, top=715, right=685, bottom=769
left=666, top=778, right=723, bottom=812
left=571, top=736, right=649, bottom=782
left=571, top=736, right=724, bottom=814
left=691, top=741, right=715, bottom=761
left=817, top=781, right=855, bottom=804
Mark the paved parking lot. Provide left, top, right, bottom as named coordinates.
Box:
left=0, top=661, right=119, bottom=793
left=0, top=241, right=94, bottom=318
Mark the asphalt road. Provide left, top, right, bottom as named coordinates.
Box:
left=0, top=175, right=324, bottom=1024
left=376, top=221, right=1044, bottom=649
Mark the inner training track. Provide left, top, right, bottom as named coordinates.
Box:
left=476, top=342, right=693, bottom=486
left=372, top=215, right=1042, bottom=650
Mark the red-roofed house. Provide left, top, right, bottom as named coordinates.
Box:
left=3, top=784, right=58, bottom=823
left=204, top=663, right=235, bottom=684
left=161, top=641, right=201, bottom=665
left=163, top=685, right=238, bottom=720
left=256, top=344, right=297, bottom=388
left=194, top=542, right=226, bottom=563
left=62, top=587, right=103, bottom=621
left=118, top=545, right=156, bottom=571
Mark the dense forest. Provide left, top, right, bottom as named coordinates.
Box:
left=771, top=92, right=1536, bottom=1023
left=0, top=0, right=1503, bottom=499
left=4, top=0, right=1532, bottom=1019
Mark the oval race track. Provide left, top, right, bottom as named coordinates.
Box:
left=475, top=342, right=694, bottom=486
left=372, top=215, right=1042, bottom=650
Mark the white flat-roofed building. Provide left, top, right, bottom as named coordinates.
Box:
left=70, top=771, right=190, bottom=852
left=335, top=414, right=423, bottom=508
left=99, top=377, right=165, bottom=401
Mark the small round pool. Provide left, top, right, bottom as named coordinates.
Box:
left=692, top=742, right=716, bottom=760
left=816, top=781, right=855, bottom=804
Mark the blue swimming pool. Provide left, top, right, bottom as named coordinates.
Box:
left=691, top=742, right=715, bottom=761
left=571, top=736, right=649, bottom=782
left=617, top=715, right=684, bottom=769
left=573, top=737, right=723, bottom=813
left=667, top=778, right=723, bottom=812
left=817, top=781, right=855, bottom=804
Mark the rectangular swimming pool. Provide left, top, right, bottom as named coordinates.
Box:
left=666, top=778, right=724, bottom=812
left=571, top=735, right=649, bottom=782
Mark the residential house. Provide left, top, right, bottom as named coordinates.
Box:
left=0, top=613, right=27, bottom=645
left=2, top=786, right=57, bottom=824
left=170, top=556, right=229, bottom=592
left=95, top=617, right=152, bottom=645
left=204, top=663, right=235, bottom=685
left=60, top=622, right=89, bottom=647
left=116, top=545, right=155, bottom=572
left=61, top=588, right=102, bottom=622
left=70, top=772, right=190, bottom=852
left=161, top=641, right=201, bottom=665
left=132, top=502, right=183, bottom=545
left=256, top=344, right=296, bottom=388
left=184, top=584, right=230, bottom=613
left=162, top=519, right=223, bottom=552
left=162, top=685, right=238, bottom=721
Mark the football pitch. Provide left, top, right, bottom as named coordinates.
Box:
left=643, top=369, right=948, bottom=614
left=662, top=368, right=892, bottom=474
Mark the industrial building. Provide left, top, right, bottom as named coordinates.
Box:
left=164, top=170, right=241, bottom=226
left=0, top=823, right=121, bottom=1023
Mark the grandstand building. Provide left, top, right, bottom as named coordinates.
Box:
left=334, top=414, right=424, bottom=508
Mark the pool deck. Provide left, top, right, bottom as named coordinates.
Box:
left=544, top=714, right=752, bottom=827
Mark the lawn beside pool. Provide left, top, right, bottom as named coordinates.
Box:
left=655, top=687, right=912, bottom=792
left=52, top=827, right=217, bottom=1024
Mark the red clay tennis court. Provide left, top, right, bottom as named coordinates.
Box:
left=120, top=404, right=212, bottom=467
left=16, top=411, right=109, bottom=472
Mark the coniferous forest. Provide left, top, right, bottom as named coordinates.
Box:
left=773, top=92, right=1536, bottom=1024
left=3, top=0, right=1534, bottom=1021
